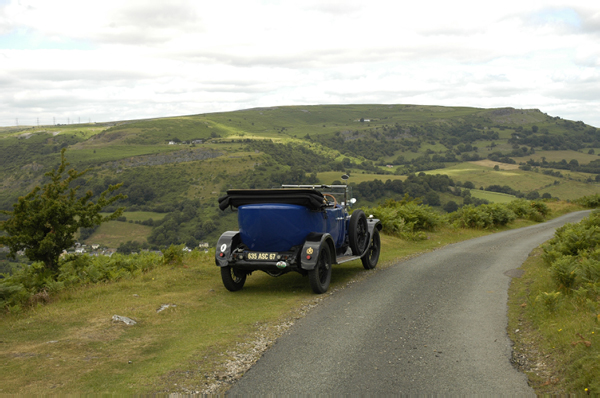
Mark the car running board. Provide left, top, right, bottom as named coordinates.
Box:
left=335, top=254, right=363, bottom=264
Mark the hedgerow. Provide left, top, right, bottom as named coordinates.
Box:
left=365, top=197, right=553, bottom=237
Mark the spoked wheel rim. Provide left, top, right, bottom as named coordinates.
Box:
left=230, top=268, right=244, bottom=283
left=356, top=218, right=368, bottom=253
left=361, top=229, right=380, bottom=270
left=308, top=244, right=332, bottom=294
left=221, top=265, right=247, bottom=291
left=316, top=253, right=330, bottom=284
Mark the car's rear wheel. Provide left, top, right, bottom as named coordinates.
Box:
left=308, top=244, right=332, bottom=294
left=221, top=266, right=247, bottom=291
left=349, top=210, right=369, bottom=255
left=361, top=228, right=381, bottom=270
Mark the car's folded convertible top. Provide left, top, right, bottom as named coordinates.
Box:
left=218, top=189, right=326, bottom=211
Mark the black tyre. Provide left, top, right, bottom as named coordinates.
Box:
left=349, top=210, right=369, bottom=255
left=221, top=266, right=247, bottom=291
left=308, top=244, right=332, bottom=294
left=361, top=228, right=381, bottom=270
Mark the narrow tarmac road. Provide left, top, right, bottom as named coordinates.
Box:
left=227, top=211, right=590, bottom=395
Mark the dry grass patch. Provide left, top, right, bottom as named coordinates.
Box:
left=470, top=159, right=520, bottom=170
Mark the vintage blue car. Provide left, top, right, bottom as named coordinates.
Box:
left=215, top=184, right=381, bottom=293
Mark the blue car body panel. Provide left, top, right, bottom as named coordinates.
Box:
left=238, top=204, right=346, bottom=252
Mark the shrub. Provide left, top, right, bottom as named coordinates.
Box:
left=162, top=244, right=185, bottom=266
left=542, top=211, right=600, bottom=295
left=575, top=194, right=600, bottom=208
left=506, top=199, right=550, bottom=222
left=449, top=205, right=494, bottom=229
left=549, top=256, right=578, bottom=291
left=535, top=291, right=562, bottom=311
left=482, top=203, right=516, bottom=226
left=363, top=198, right=443, bottom=240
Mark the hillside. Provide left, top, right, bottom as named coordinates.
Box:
left=2, top=104, right=600, bottom=250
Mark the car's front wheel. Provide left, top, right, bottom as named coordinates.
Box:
left=308, top=244, right=332, bottom=294
left=221, top=266, right=247, bottom=291
left=361, top=228, right=381, bottom=270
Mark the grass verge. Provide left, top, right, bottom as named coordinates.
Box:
left=508, top=248, right=600, bottom=394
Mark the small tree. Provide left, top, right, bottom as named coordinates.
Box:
left=0, top=149, right=126, bottom=274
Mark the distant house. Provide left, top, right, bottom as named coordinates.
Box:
left=168, top=141, right=176, bottom=145
left=192, top=139, right=204, bottom=144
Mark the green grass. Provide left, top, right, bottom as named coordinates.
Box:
left=508, top=248, right=600, bottom=394
left=66, top=145, right=179, bottom=165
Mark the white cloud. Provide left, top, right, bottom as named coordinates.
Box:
left=0, top=0, right=599, bottom=127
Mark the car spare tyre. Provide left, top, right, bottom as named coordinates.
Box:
left=349, top=209, right=369, bottom=256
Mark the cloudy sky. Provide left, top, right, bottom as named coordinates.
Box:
left=1, top=0, right=599, bottom=127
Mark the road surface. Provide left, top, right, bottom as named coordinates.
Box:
left=227, top=211, right=590, bottom=395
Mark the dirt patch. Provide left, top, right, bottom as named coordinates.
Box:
left=470, top=160, right=520, bottom=170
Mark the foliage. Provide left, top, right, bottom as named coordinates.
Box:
left=542, top=211, right=600, bottom=296
left=449, top=205, right=494, bottom=229
left=0, top=149, right=126, bottom=274
left=162, top=244, right=186, bottom=266
left=575, top=194, right=600, bottom=208
left=448, top=200, right=547, bottom=229
left=0, top=251, right=164, bottom=312
left=507, top=199, right=550, bottom=222
left=363, top=196, right=443, bottom=240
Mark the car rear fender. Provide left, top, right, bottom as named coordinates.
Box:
left=215, top=231, right=241, bottom=267
left=300, top=232, right=335, bottom=271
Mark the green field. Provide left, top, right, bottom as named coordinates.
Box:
left=317, top=171, right=405, bottom=185
left=526, top=150, right=600, bottom=164
left=100, top=211, right=167, bottom=222
left=85, top=221, right=152, bottom=248
left=423, top=163, right=599, bottom=200
left=469, top=189, right=516, bottom=203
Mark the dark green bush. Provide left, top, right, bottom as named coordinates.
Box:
left=542, top=210, right=600, bottom=295
left=506, top=199, right=549, bottom=222
left=363, top=198, right=443, bottom=240
left=449, top=205, right=494, bottom=228
left=482, top=203, right=516, bottom=226
left=575, top=194, right=600, bottom=208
